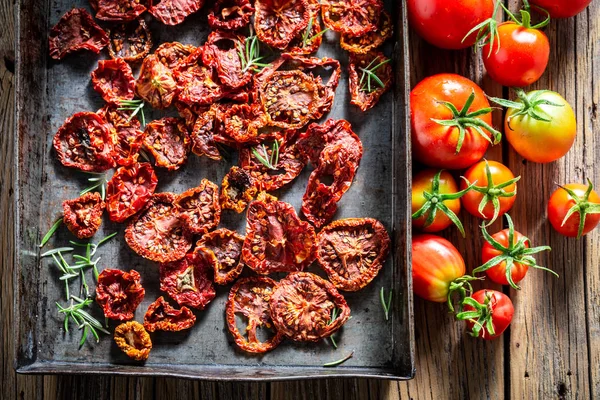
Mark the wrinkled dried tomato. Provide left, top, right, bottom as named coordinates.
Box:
left=97, top=105, right=143, bottom=166
left=125, top=192, right=193, bottom=262
left=155, top=42, right=197, bottom=70
left=190, top=106, right=221, bottom=160
left=91, top=59, right=136, bottom=103
left=349, top=51, right=392, bottom=112
left=226, top=277, right=284, bottom=353
left=297, top=118, right=363, bottom=166
left=242, top=199, right=316, bottom=274
left=136, top=54, right=179, bottom=109
left=159, top=255, right=216, bottom=309
left=106, top=162, right=158, bottom=223
left=96, top=269, right=145, bottom=321
left=215, top=103, right=269, bottom=145
left=340, top=10, right=392, bottom=54
left=143, top=296, right=196, bottom=332
left=175, top=179, right=221, bottom=235
left=202, top=31, right=252, bottom=90
left=194, top=228, right=244, bottom=285
left=208, top=0, right=254, bottom=31
left=269, top=272, right=350, bottom=341
left=114, top=321, right=152, bottom=361
left=316, top=218, right=390, bottom=291
left=142, top=118, right=191, bottom=171
left=175, top=48, right=224, bottom=106
left=53, top=112, right=116, bottom=172
left=254, top=0, right=310, bottom=49
left=62, top=192, right=105, bottom=239
left=149, top=0, right=204, bottom=25
left=93, top=0, right=147, bottom=22
left=49, top=8, right=109, bottom=60
left=321, top=0, right=383, bottom=37
left=107, top=19, right=153, bottom=63
left=286, top=2, right=324, bottom=55
left=220, top=166, right=258, bottom=213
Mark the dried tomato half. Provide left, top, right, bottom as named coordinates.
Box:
left=349, top=51, right=392, bottom=112
left=49, top=8, right=109, bottom=60
left=243, top=199, right=316, bottom=274
left=114, top=321, right=152, bottom=361
left=296, top=118, right=363, bottom=166
left=190, top=106, right=221, bottom=160
left=269, top=272, right=351, bottom=341
left=62, top=192, right=105, bottom=239
left=97, top=105, right=143, bottom=166
left=142, top=118, right=191, bottom=171
left=96, top=269, right=145, bottom=321
left=136, top=55, right=179, bottom=109
left=202, top=31, right=251, bottom=90
left=159, top=255, right=216, bottom=309
left=175, top=179, right=221, bottom=235
left=107, top=19, right=153, bottom=63
left=340, top=10, right=392, bottom=54
left=175, top=48, right=224, bottom=106
left=254, top=0, right=310, bottom=49
left=149, top=0, right=204, bottom=25
left=155, top=42, right=197, bottom=70
left=321, top=0, right=383, bottom=37
left=220, top=166, right=258, bottom=213
left=316, top=218, right=390, bottom=291
left=91, top=59, right=136, bottom=104
left=53, top=112, right=116, bottom=172
left=208, top=0, right=254, bottom=31
left=106, top=162, right=158, bottom=223
left=94, top=0, right=147, bottom=22
left=143, top=296, right=196, bottom=332
left=125, top=192, right=193, bottom=262
left=226, top=277, right=284, bottom=353
left=194, top=229, right=244, bottom=285
left=286, top=1, right=325, bottom=55
left=215, top=103, right=268, bottom=145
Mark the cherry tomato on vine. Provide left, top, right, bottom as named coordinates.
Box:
left=548, top=179, right=600, bottom=238
left=530, top=0, right=593, bottom=18
left=457, top=290, right=514, bottom=340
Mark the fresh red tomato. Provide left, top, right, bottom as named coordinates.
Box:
left=406, top=0, right=495, bottom=49
left=530, top=0, right=593, bottom=18
left=459, top=290, right=514, bottom=340
left=548, top=180, right=600, bottom=238
left=411, top=73, right=501, bottom=170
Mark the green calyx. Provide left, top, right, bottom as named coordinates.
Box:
left=412, top=170, right=476, bottom=237
left=447, top=275, right=482, bottom=313
left=473, top=214, right=557, bottom=290
left=456, top=291, right=497, bottom=338
left=432, top=90, right=502, bottom=154
left=489, top=89, right=563, bottom=129
left=558, top=179, right=600, bottom=239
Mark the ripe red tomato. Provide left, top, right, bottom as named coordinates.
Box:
left=460, top=290, right=514, bottom=340
left=481, top=228, right=530, bottom=286
left=530, top=0, right=593, bottom=18
left=411, top=73, right=500, bottom=170
left=548, top=181, right=600, bottom=238
left=406, top=0, right=495, bottom=49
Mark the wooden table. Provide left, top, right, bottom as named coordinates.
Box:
left=2, top=1, right=599, bottom=398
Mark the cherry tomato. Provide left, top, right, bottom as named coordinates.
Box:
left=548, top=180, right=600, bottom=238
left=530, top=0, right=593, bottom=18
left=460, top=290, right=514, bottom=340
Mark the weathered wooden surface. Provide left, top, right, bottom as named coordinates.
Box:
left=1, top=0, right=599, bottom=398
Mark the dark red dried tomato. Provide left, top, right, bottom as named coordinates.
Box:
left=142, top=117, right=191, bottom=171
left=107, top=19, right=153, bottom=63
left=226, top=277, right=284, bottom=353
left=143, top=296, right=196, bottom=332
left=208, top=0, right=254, bottom=31
left=286, top=1, right=324, bottom=55
left=174, top=179, right=221, bottom=235
left=215, top=103, right=268, bottom=145
left=94, top=0, right=147, bottom=22
left=150, top=0, right=204, bottom=25
left=49, top=8, right=109, bottom=60
left=114, top=321, right=152, bottom=361
left=106, top=162, right=158, bottom=223
left=194, top=228, right=245, bottom=285
left=97, top=105, right=143, bottom=166
left=159, top=255, right=216, bottom=309
left=254, top=0, right=310, bottom=50
left=220, top=166, right=258, bottom=213
left=53, top=112, right=116, bottom=172
left=190, top=106, right=221, bottom=160
left=136, top=55, right=179, bottom=109
left=316, top=218, right=390, bottom=291
left=321, top=0, right=383, bottom=37
left=91, top=59, right=136, bottom=103
left=202, top=31, right=252, bottom=90
left=155, top=42, right=197, bottom=70
left=340, top=10, right=392, bottom=54
left=269, top=272, right=351, bottom=341
left=296, top=118, right=363, bottom=166
left=242, top=199, right=316, bottom=274
left=62, top=192, right=105, bottom=239
left=125, top=192, right=193, bottom=262
left=96, top=269, right=145, bottom=321
left=348, top=51, right=392, bottom=112
left=174, top=48, right=224, bottom=106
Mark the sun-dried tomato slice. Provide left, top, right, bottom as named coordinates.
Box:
left=269, top=272, right=350, bottom=341
left=215, top=103, right=269, bottom=145
left=96, top=269, right=145, bottom=321
left=174, top=48, right=224, bottom=106
left=107, top=19, right=153, bottom=63
left=125, top=192, right=193, bottom=262
left=190, top=106, right=221, bottom=160
left=142, top=117, right=191, bottom=171
left=340, top=10, right=392, bottom=54
left=296, top=118, right=362, bottom=166
left=175, top=179, right=221, bottom=235
left=49, top=8, right=109, bottom=60
left=143, top=296, right=196, bottom=332
left=220, top=166, right=258, bottom=213
left=114, top=321, right=152, bottom=361
left=106, top=162, right=158, bottom=223
left=202, top=31, right=252, bottom=90
left=91, top=59, right=136, bottom=104
left=349, top=51, right=392, bottom=112
left=316, top=218, right=390, bottom=291
left=208, top=0, right=254, bottom=31
left=226, top=277, right=284, bottom=353
left=254, top=0, right=310, bottom=50
left=242, top=199, right=316, bottom=274
left=155, top=42, right=197, bottom=70
left=150, top=0, right=204, bottom=25
left=93, top=0, right=147, bottom=22
left=53, top=112, right=116, bottom=172
left=97, top=105, right=143, bottom=166
left=286, top=1, right=324, bottom=55
left=194, top=229, right=244, bottom=285
left=136, top=55, right=179, bottom=109
left=62, top=192, right=105, bottom=239
left=321, top=0, right=383, bottom=37
left=159, top=255, right=216, bottom=309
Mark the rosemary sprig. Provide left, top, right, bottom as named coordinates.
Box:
left=70, top=232, right=118, bottom=280
left=118, top=99, right=146, bottom=126
left=359, top=56, right=391, bottom=93
left=301, top=17, right=329, bottom=48
left=251, top=140, right=280, bottom=170
left=80, top=172, right=109, bottom=201
left=56, top=296, right=110, bottom=349
left=39, top=218, right=64, bottom=248
left=237, top=35, right=269, bottom=73
left=380, top=287, right=393, bottom=321
left=327, top=307, right=341, bottom=349
left=47, top=251, right=77, bottom=300
left=323, top=351, right=354, bottom=367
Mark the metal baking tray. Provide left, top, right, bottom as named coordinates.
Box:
left=15, top=0, right=414, bottom=380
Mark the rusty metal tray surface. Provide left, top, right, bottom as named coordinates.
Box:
left=15, top=0, right=414, bottom=380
